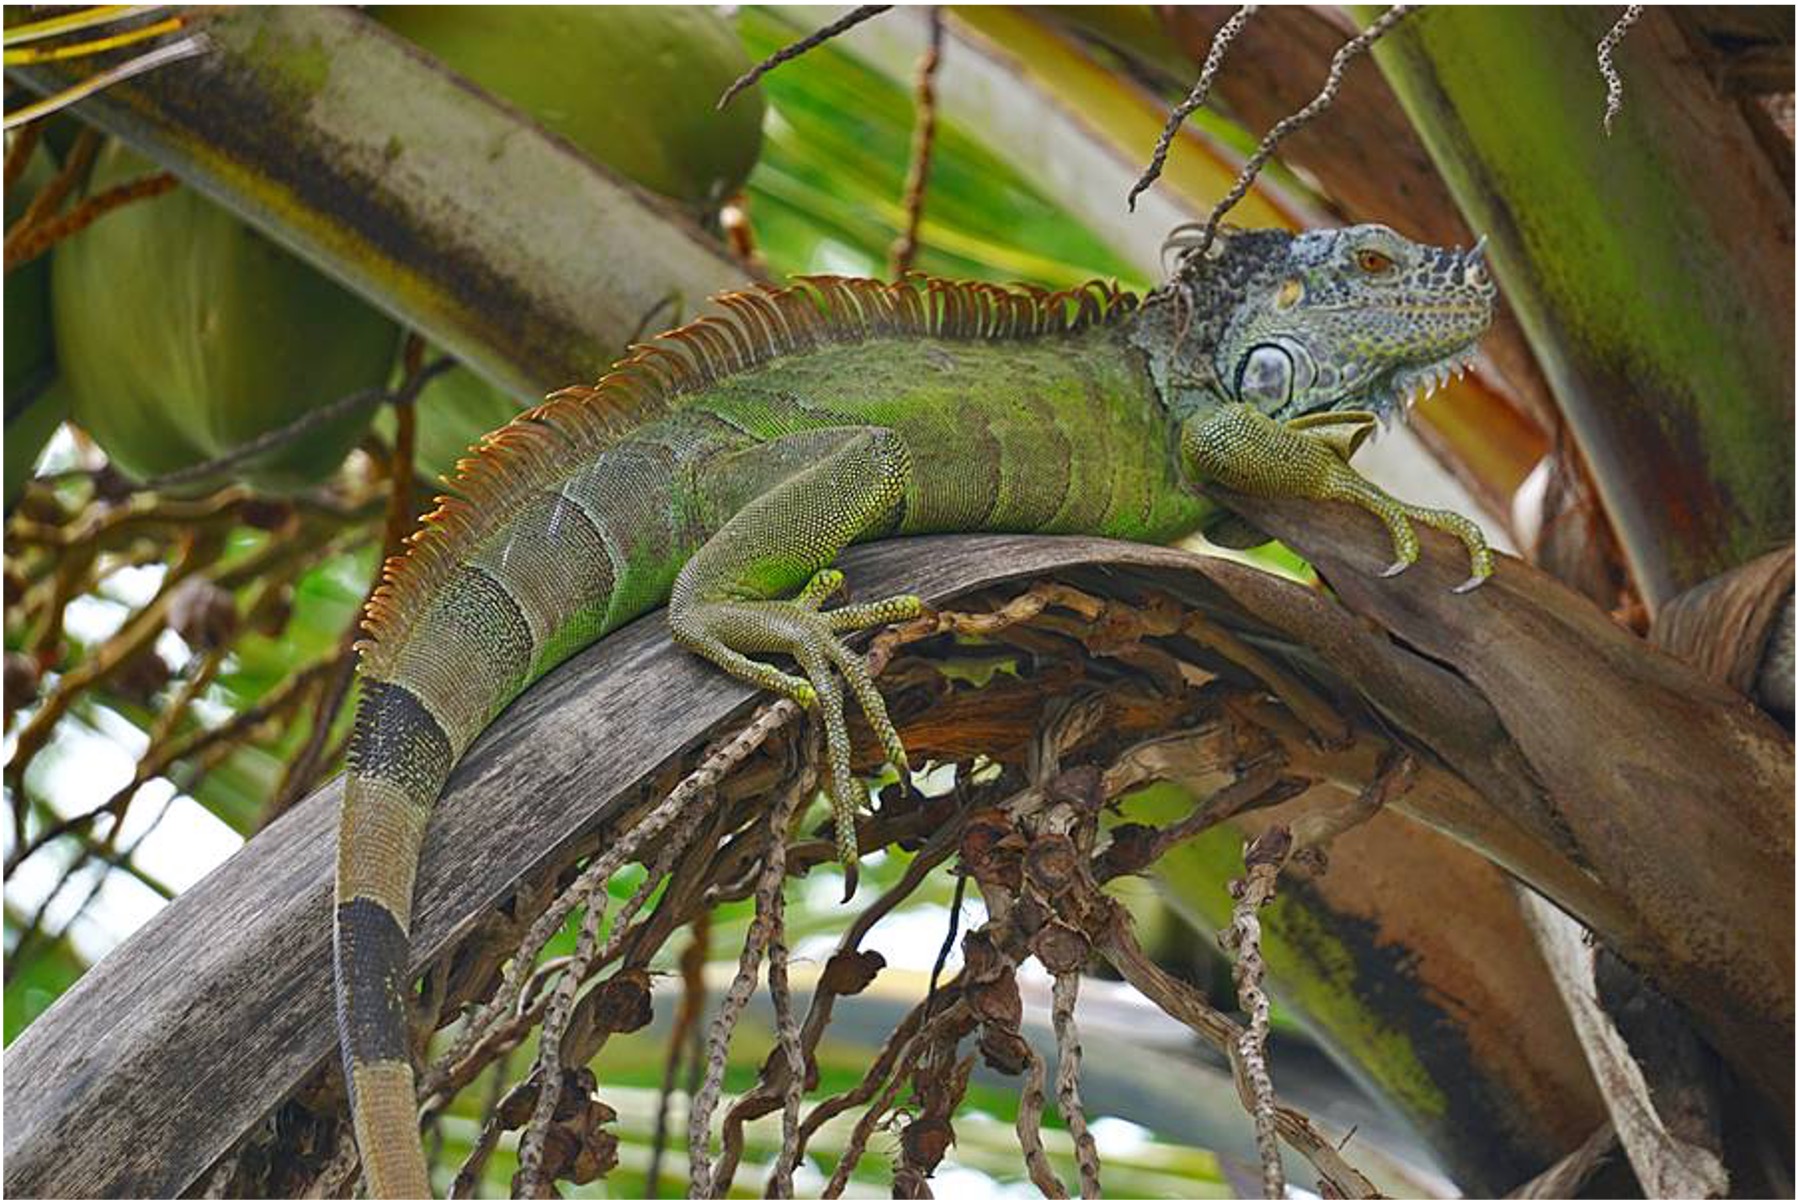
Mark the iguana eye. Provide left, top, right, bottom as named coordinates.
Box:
left=1355, top=249, right=1395, bottom=275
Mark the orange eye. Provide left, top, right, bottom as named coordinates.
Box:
left=1356, top=249, right=1395, bottom=275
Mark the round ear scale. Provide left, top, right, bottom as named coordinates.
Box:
left=1239, top=343, right=1296, bottom=412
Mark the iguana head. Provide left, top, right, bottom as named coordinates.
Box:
left=1151, top=223, right=1496, bottom=423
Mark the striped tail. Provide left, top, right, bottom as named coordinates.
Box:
left=332, top=454, right=691, bottom=1196
left=334, top=679, right=454, bottom=1199
left=332, top=553, right=565, bottom=1196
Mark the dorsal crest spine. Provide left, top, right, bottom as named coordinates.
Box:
left=357, top=274, right=1139, bottom=669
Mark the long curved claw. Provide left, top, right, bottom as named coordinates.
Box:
left=1183, top=404, right=1491, bottom=595
left=670, top=577, right=918, bottom=903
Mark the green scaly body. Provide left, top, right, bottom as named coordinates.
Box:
left=335, top=226, right=1498, bottom=1196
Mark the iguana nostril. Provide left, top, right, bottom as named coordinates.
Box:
left=1463, top=234, right=1490, bottom=288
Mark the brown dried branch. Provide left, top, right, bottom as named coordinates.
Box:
left=820, top=1007, right=946, bottom=1198
left=303, top=1127, right=360, bottom=1200
left=267, top=347, right=434, bottom=818
left=1016, top=1036, right=1072, bottom=1200
left=515, top=854, right=636, bottom=1192
left=425, top=801, right=698, bottom=1106
left=429, top=785, right=716, bottom=1138
left=888, top=6, right=943, bottom=279
left=434, top=576, right=1375, bottom=1194
left=4, top=120, right=42, bottom=190
left=794, top=992, right=933, bottom=1156
left=447, top=1050, right=513, bottom=1199
left=723, top=818, right=963, bottom=1184
left=1598, top=6, right=1646, bottom=135
left=1096, top=912, right=1379, bottom=1197
left=1051, top=971, right=1101, bottom=1198
left=4, top=540, right=219, bottom=816
left=264, top=649, right=355, bottom=826
left=1181, top=611, right=1349, bottom=746
left=1127, top=5, right=1257, bottom=211
left=3, top=126, right=97, bottom=259
left=1177, top=5, right=1415, bottom=271
left=763, top=871, right=805, bottom=1198
left=4, top=169, right=177, bottom=270
left=690, top=751, right=814, bottom=1197
left=1223, top=825, right=1290, bottom=1199
left=5, top=787, right=178, bottom=977
left=432, top=701, right=788, bottom=1089
left=5, top=636, right=238, bottom=973
left=6, top=488, right=250, bottom=552
left=646, top=911, right=709, bottom=1199
left=718, top=5, right=893, bottom=109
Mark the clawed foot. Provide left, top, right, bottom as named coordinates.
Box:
left=671, top=569, right=923, bottom=896
left=1184, top=404, right=1492, bottom=593
left=1354, top=488, right=1493, bottom=592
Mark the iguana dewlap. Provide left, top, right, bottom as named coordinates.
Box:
left=334, top=223, right=1496, bottom=1196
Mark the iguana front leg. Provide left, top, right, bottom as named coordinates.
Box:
left=670, top=427, right=921, bottom=897
left=1183, top=403, right=1493, bottom=591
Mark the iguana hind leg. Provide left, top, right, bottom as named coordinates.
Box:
left=1183, top=403, right=1493, bottom=591
left=670, top=427, right=922, bottom=896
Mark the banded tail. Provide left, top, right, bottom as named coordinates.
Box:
left=334, top=468, right=689, bottom=1197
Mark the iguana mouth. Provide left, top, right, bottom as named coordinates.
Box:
left=1381, top=348, right=1481, bottom=421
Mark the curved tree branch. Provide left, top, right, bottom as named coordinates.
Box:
left=4, top=515, right=1788, bottom=1196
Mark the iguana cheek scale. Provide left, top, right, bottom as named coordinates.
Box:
left=334, top=224, right=1498, bottom=1197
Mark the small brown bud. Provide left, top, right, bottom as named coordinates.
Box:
left=167, top=578, right=239, bottom=651
left=977, top=1024, right=1030, bottom=1075
left=5, top=651, right=40, bottom=710
left=1096, top=823, right=1157, bottom=878
left=1031, top=923, right=1091, bottom=975
left=239, top=497, right=294, bottom=531
left=1023, top=834, right=1081, bottom=896
left=112, top=645, right=170, bottom=703
left=963, top=818, right=1025, bottom=890
left=820, top=948, right=885, bottom=995
left=248, top=583, right=294, bottom=639
left=90, top=465, right=133, bottom=505
left=900, top=1114, right=956, bottom=1170
left=590, top=969, right=652, bottom=1034
left=959, top=929, right=1006, bottom=983
left=1044, top=764, right=1104, bottom=811
left=1244, top=825, right=1293, bottom=870
left=968, top=969, right=1022, bottom=1026
left=893, top=1166, right=933, bottom=1199
left=1010, top=893, right=1049, bottom=938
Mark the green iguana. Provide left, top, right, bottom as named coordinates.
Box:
left=335, top=223, right=1496, bottom=1196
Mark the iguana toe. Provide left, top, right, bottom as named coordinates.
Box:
left=670, top=577, right=917, bottom=898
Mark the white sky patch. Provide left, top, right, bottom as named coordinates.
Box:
left=154, top=627, right=194, bottom=668
left=9, top=708, right=245, bottom=955
left=930, top=1161, right=1036, bottom=1199
left=1089, top=1115, right=1153, bottom=1156
left=100, top=562, right=168, bottom=608
left=127, top=789, right=242, bottom=893
left=794, top=895, right=990, bottom=974
left=61, top=594, right=130, bottom=645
